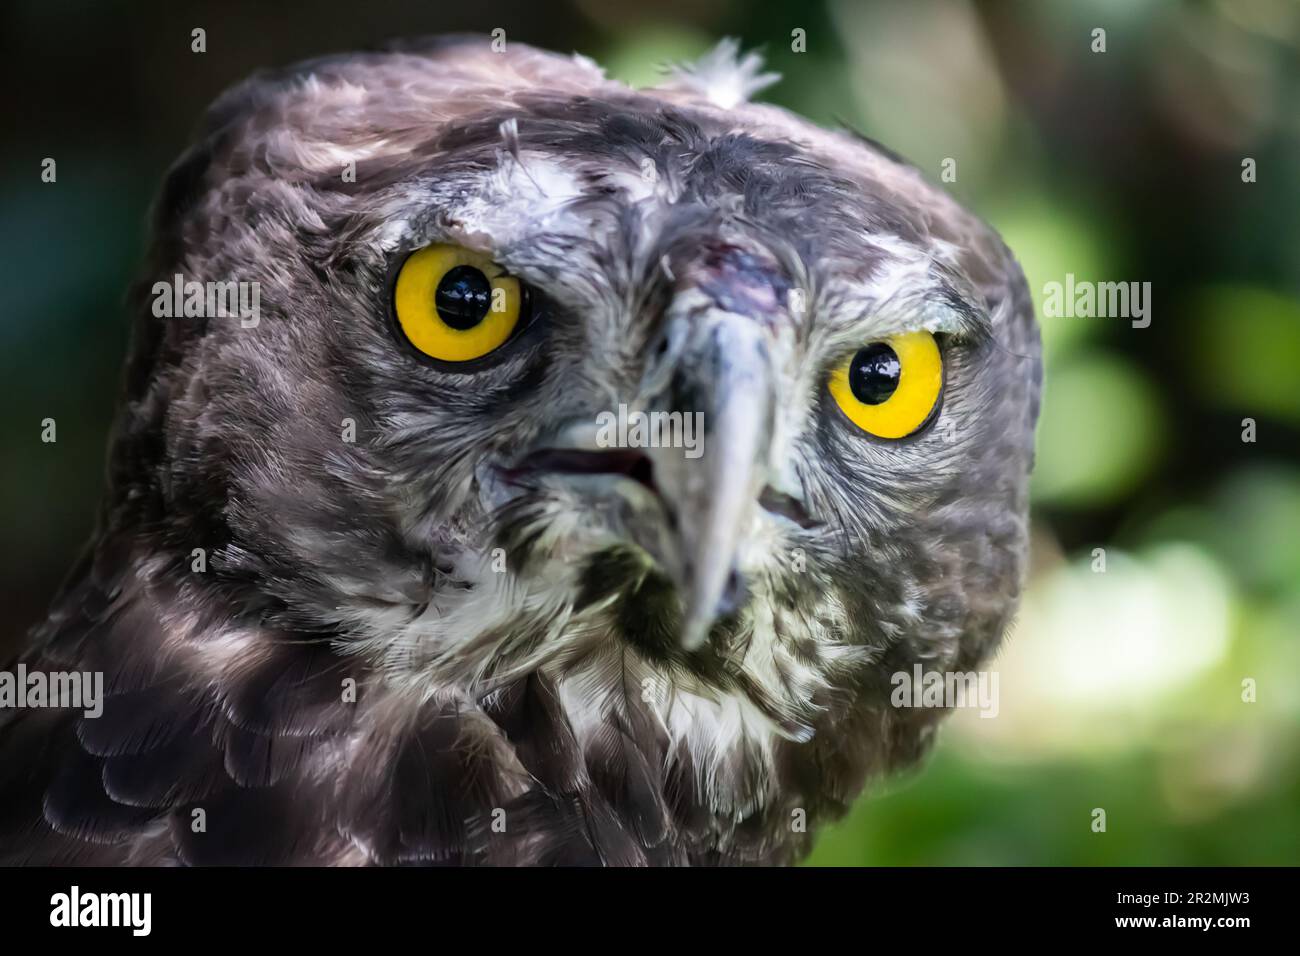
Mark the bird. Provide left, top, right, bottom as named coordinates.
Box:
left=0, top=35, right=1041, bottom=866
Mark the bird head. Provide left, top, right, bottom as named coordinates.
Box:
left=110, top=36, right=1041, bottom=834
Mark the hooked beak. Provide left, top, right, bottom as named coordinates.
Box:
left=498, top=309, right=801, bottom=652
left=649, top=310, right=774, bottom=649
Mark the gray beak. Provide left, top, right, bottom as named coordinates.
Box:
left=644, top=309, right=775, bottom=650
left=494, top=307, right=781, bottom=653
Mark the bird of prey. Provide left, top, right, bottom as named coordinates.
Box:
left=0, top=36, right=1040, bottom=865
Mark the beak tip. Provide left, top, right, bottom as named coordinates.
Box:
left=678, top=588, right=716, bottom=651
left=678, top=566, right=748, bottom=651
left=679, top=617, right=711, bottom=652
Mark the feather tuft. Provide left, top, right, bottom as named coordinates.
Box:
left=658, top=38, right=779, bottom=109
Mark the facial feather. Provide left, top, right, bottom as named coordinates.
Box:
left=0, top=35, right=1040, bottom=866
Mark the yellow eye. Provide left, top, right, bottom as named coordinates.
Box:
left=393, top=243, right=523, bottom=362
left=828, top=331, right=943, bottom=439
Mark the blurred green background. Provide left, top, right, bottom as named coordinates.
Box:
left=1, top=0, right=1297, bottom=864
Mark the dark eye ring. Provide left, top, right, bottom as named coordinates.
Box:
left=389, top=243, right=541, bottom=371
left=828, top=331, right=944, bottom=439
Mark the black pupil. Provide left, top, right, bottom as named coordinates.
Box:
left=848, top=343, right=901, bottom=405
left=435, top=265, right=493, bottom=330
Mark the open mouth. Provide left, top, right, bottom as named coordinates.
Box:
left=502, top=447, right=817, bottom=530
left=501, top=448, right=659, bottom=497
